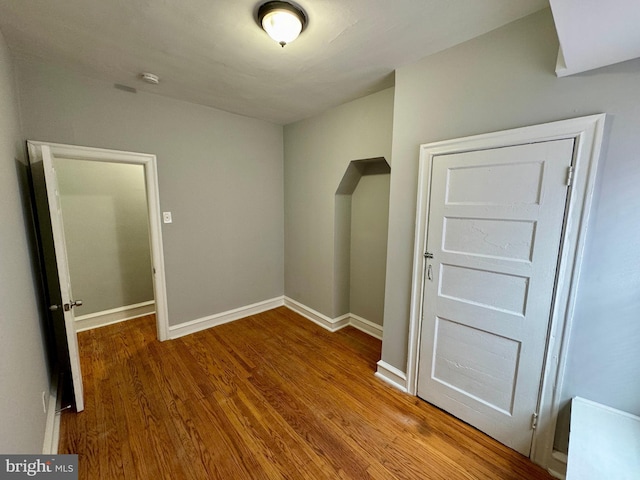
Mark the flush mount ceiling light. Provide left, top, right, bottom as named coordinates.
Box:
left=257, top=1, right=307, bottom=47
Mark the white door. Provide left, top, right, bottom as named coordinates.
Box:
left=417, top=139, right=574, bottom=455
left=30, top=145, right=84, bottom=412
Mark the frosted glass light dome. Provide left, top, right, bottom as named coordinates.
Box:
left=258, top=2, right=307, bottom=47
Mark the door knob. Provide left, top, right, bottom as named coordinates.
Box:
left=49, top=304, right=61, bottom=311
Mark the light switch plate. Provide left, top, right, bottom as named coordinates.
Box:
left=163, top=212, right=172, bottom=224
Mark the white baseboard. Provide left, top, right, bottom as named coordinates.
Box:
left=168, top=296, right=285, bottom=339
left=283, top=297, right=384, bottom=339
left=348, top=313, right=383, bottom=340
left=42, top=372, right=61, bottom=454
left=75, top=300, right=155, bottom=332
left=167, top=295, right=383, bottom=344
left=283, top=297, right=350, bottom=332
left=548, top=450, right=567, bottom=479
left=375, top=360, right=408, bottom=393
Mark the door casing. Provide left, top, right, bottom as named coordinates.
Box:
left=28, top=141, right=170, bottom=344
left=406, top=114, right=606, bottom=471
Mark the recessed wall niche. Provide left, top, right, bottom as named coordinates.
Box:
left=334, top=157, right=390, bottom=330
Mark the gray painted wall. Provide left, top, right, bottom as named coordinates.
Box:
left=350, top=173, right=390, bottom=326
left=381, top=8, right=640, bottom=450
left=284, top=88, right=394, bottom=318
left=15, top=57, right=284, bottom=327
left=6, top=6, right=638, bottom=455
left=55, top=159, right=154, bottom=316
left=333, top=193, right=352, bottom=317
left=0, top=30, right=50, bottom=453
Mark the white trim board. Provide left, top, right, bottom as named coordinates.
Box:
left=168, top=297, right=285, bottom=339
left=75, top=301, right=155, bottom=332
left=168, top=296, right=384, bottom=341
left=283, top=297, right=384, bottom=339
left=549, top=451, right=568, bottom=479
left=375, top=361, right=408, bottom=393
left=284, top=297, right=349, bottom=332
left=42, top=372, right=61, bottom=455
left=405, top=114, right=606, bottom=473
left=349, top=313, right=383, bottom=340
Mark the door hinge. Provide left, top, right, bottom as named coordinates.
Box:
left=531, top=412, right=538, bottom=430
left=566, top=166, right=574, bottom=187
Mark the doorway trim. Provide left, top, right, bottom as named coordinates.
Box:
left=405, top=114, right=606, bottom=470
left=27, top=141, right=170, bottom=341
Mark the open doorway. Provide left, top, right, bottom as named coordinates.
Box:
left=28, top=141, right=169, bottom=411
left=55, top=159, right=155, bottom=332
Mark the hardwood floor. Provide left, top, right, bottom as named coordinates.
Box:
left=59, top=307, right=554, bottom=479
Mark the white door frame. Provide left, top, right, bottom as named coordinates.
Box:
left=406, top=114, right=606, bottom=470
left=27, top=141, right=170, bottom=342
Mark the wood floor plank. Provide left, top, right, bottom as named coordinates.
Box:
left=59, top=308, right=554, bottom=479
left=225, top=382, right=345, bottom=480
left=106, top=374, right=136, bottom=480
left=242, top=320, right=469, bottom=479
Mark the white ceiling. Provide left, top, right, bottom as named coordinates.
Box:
left=0, top=0, right=549, bottom=124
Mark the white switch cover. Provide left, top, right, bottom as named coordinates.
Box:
left=163, top=212, right=172, bottom=224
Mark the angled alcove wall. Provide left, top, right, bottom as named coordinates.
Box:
left=334, top=157, right=390, bottom=326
